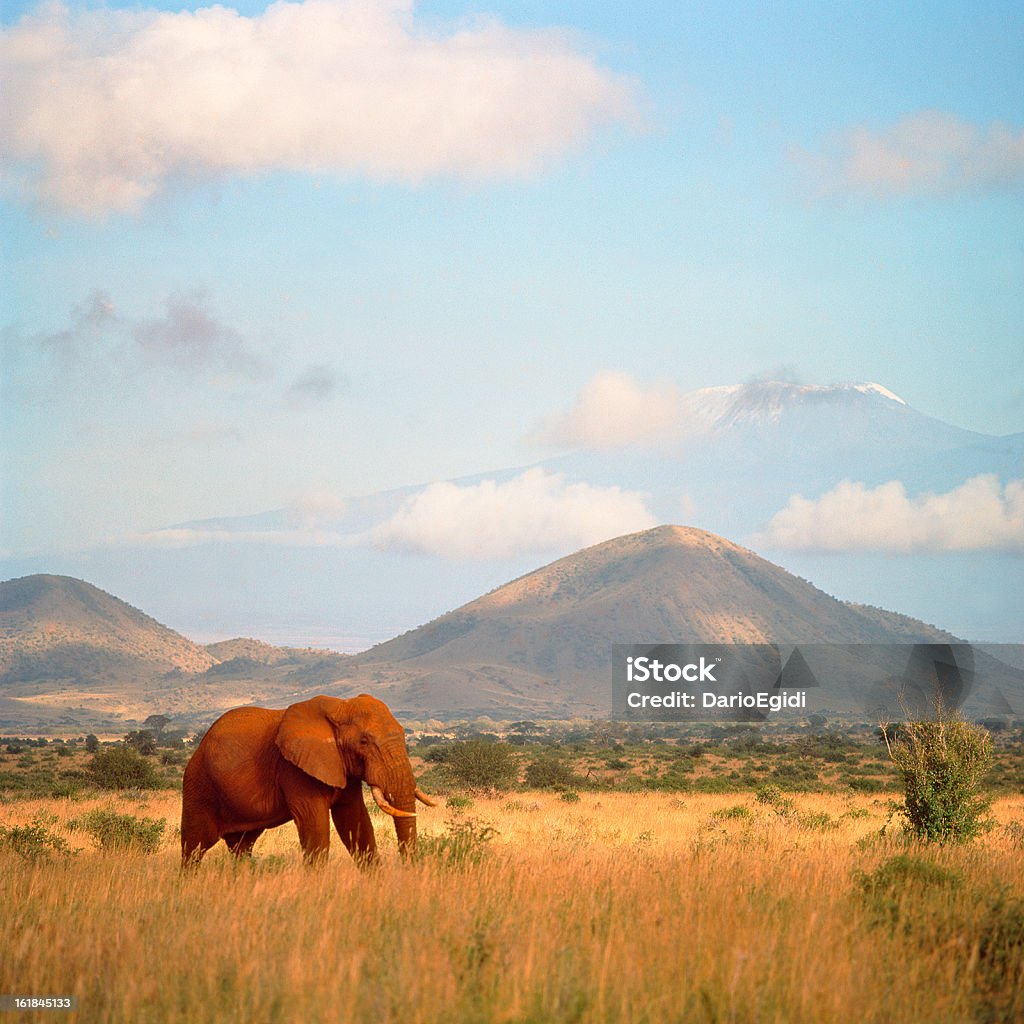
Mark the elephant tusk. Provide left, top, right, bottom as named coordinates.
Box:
left=371, top=785, right=416, bottom=818
left=415, top=787, right=437, bottom=807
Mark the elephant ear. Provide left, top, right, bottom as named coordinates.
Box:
left=275, top=698, right=347, bottom=789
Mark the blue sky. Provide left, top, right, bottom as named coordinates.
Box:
left=2, top=0, right=1023, bottom=562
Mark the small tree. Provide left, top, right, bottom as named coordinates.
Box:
left=445, top=740, right=518, bottom=792
left=124, top=730, right=157, bottom=755
left=143, top=714, right=172, bottom=736
left=882, top=703, right=993, bottom=843
left=524, top=755, right=578, bottom=791
left=88, top=746, right=163, bottom=790
left=84, top=734, right=100, bottom=753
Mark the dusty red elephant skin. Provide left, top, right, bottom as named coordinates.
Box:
left=180, top=693, right=434, bottom=867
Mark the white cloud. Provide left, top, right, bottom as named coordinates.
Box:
left=797, top=111, right=1024, bottom=197
left=760, top=475, right=1024, bottom=553
left=372, top=468, right=657, bottom=559
left=0, top=0, right=637, bottom=214
left=532, top=371, right=684, bottom=450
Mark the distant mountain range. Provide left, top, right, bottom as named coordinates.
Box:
left=2, top=526, right=1021, bottom=730
left=1, top=379, right=1020, bottom=648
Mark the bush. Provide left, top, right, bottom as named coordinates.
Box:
left=0, top=816, right=75, bottom=862
left=124, top=730, right=157, bottom=755
left=524, top=756, right=578, bottom=791
left=856, top=853, right=963, bottom=927
left=799, top=811, right=838, bottom=832
left=972, top=889, right=1024, bottom=1019
left=416, top=817, right=498, bottom=869
left=87, top=746, right=164, bottom=790
left=855, top=856, right=1024, bottom=1019
left=754, top=783, right=783, bottom=805
left=444, top=740, right=518, bottom=792
left=68, top=809, right=165, bottom=853
left=712, top=804, right=751, bottom=821
left=882, top=708, right=993, bottom=843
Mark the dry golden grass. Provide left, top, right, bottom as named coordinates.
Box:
left=2, top=791, right=1023, bottom=1023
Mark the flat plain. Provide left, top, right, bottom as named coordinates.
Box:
left=2, top=767, right=1023, bottom=1024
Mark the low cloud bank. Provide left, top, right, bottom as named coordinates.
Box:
left=372, top=468, right=657, bottom=559
left=760, top=475, right=1024, bottom=553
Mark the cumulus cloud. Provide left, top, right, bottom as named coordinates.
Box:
left=372, top=468, right=657, bottom=559
left=797, top=111, right=1024, bottom=197
left=532, top=371, right=684, bottom=450
left=759, top=475, right=1024, bottom=553
left=0, top=0, right=638, bottom=214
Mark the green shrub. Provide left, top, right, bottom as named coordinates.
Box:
left=558, top=790, right=581, bottom=803
left=524, top=756, right=578, bottom=791
left=855, top=856, right=1024, bottom=1020
left=753, top=783, right=795, bottom=816
left=445, top=793, right=475, bottom=813
left=855, top=853, right=962, bottom=927
left=754, top=783, right=783, bottom=805
left=87, top=746, right=164, bottom=790
left=47, top=780, right=83, bottom=799
left=416, top=817, right=498, bottom=869
left=882, top=709, right=993, bottom=843
left=843, top=776, right=887, bottom=793
left=444, top=740, right=518, bottom=792
left=972, top=888, right=1024, bottom=1020
left=712, top=804, right=750, bottom=821
left=799, top=811, right=838, bottom=831
left=68, top=809, right=166, bottom=853
left=0, top=816, right=75, bottom=862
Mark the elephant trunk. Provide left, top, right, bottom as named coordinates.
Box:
left=367, top=750, right=419, bottom=857
left=393, top=805, right=416, bottom=857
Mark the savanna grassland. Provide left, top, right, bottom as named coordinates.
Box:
left=1, top=728, right=1023, bottom=1023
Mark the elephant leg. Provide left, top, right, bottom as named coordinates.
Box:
left=332, top=799, right=378, bottom=867
left=180, top=816, right=220, bottom=870
left=224, top=829, right=265, bottom=858
left=292, top=809, right=331, bottom=864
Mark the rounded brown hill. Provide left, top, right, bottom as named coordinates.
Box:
left=349, top=526, right=953, bottom=715
left=0, top=574, right=216, bottom=680
left=369, top=525, right=948, bottom=661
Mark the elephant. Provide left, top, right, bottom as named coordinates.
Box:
left=180, top=694, right=434, bottom=867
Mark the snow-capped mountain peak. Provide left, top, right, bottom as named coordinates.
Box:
left=679, top=380, right=908, bottom=432
left=851, top=382, right=906, bottom=405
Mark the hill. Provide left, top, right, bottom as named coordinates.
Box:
left=0, top=576, right=349, bottom=732
left=0, top=574, right=216, bottom=680
left=335, top=526, right=1019, bottom=718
